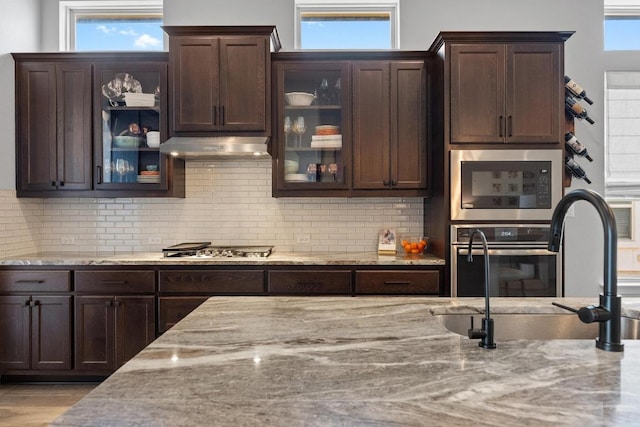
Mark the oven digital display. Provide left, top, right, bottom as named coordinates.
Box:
left=495, top=227, right=518, bottom=241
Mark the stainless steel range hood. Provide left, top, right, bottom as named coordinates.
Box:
left=159, top=136, right=270, bottom=160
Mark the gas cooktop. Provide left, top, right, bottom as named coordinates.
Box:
left=162, top=242, right=273, bottom=258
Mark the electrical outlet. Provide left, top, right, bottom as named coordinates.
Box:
left=61, top=236, right=75, bottom=245
left=148, top=236, right=162, bottom=245
left=296, top=234, right=311, bottom=244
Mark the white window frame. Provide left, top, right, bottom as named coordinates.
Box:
left=604, top=1, right=640, bottom=50
left=294, top=0, right=399, bottom=49
left=59, top=0, right=164, bottom=51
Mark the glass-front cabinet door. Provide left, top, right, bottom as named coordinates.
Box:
left=274, top=61, right=351, bottom=194
left=94, top=61, right=168, bottom=191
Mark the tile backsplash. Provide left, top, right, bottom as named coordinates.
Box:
left=0, top=161, right=424, bottom=256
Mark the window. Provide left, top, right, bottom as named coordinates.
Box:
left=605, top=2, right=640, bottom=50
left=295, top=0, right=399, bottom=49
left=59, top=0, right=164, bottom=51
left=605, top=71, right=640, bottom=197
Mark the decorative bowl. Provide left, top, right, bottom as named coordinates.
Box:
left=113, top=136, right=142, bottom=148
left=285, top=92, right=316, bottom=106
left=284, top=160, right=299, bottom=174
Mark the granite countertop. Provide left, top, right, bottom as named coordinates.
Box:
left=0, top=251, right=445, bottom=266
left=53, top=297, right=640, bottom=426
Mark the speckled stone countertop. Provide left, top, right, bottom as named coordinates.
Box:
left=53, top=297, right=640, bottom=426
left=0, top=251, right=445, bottom=266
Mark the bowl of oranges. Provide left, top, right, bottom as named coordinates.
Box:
left=400, top=237, right=429, bottom=254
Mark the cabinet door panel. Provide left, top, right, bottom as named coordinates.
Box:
left=353, top=61, right=391, bottom=189
left=115, top=296, right=155, bottom=367
left=450, top=45, right=505, bottom=143
left=57, top=62, right=93, bottom=190
left=32, top=296, right=72, bottom=370
left=17, top=63, right=57, bottom=191
left=0, top=296, right=30, bottom=371
left=219, top=36, right=267, bottom=131
left=170, top=37, right=219, bottom=131
left=391, top=61, right=427, bottom=188
left=75, top=296, right=114, bottom=371
left=506, top=44, right=561, bottom=143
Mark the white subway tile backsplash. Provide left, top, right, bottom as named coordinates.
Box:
left=0, top=162, right=425, bottom=255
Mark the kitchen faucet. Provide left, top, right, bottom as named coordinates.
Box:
left=548, top=188, right=624, bottom=352
left=466, top=229, right=496, bottom=349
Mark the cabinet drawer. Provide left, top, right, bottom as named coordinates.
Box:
left=158, top=296, right=209, bottom=334
left=0, top=270, right=71, bottom=292
left=268, top=270, right=352, bottom=294
left=75, top=270, right=155, bottom=293
left=159, top=270, right=265, bottom=294
left=355, top=270, right=440, bottom=294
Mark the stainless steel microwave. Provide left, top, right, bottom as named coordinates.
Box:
left=450, top=149, right=563, bottom=221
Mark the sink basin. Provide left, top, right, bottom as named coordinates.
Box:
left=437, top=313, right=640, bottom=340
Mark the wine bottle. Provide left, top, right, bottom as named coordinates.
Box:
left=565, top=97, right=595, bottom=124
left=564, top=132, right=593, bottom=162
left=565, top=157, right=592, bottom=184
left=564, top=76, right=594, bottom=105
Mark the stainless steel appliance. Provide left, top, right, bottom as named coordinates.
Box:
left=163, top=242, right=273, bottom=258
left=450, top=149, right=563, bottom=221
left=451, top=224, right=561, bottom=297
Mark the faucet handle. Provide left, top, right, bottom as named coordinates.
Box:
left=552, top=302, right=612, bottom=324
left=467, top=316, right=487, bottom=339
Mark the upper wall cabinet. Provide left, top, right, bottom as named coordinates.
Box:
left=14, top=60, right=93, bottom=193
left=163, top=26, right=281, bottom=135
left=272, top=51, right=430, bottom=198
left=13, top=52, right=185, bottom=198
left=432, top=32, right=573, bottom=146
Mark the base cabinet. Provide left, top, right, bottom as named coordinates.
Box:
left=158, top=297, right=208, bottom=334
left=74, top=270, right=156, bottom=373
left=75, top=295, right=155, bottom=372
left=0, top=295, right=72, bottom=372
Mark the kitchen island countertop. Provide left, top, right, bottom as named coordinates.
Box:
left=0, top=251, right=445, bottom=266
left=52, top=297, right=640, bottom=426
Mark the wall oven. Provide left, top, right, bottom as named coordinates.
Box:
left=450, top=149, right=563, bottom=221
left=451, top=224, right=562, bottom=297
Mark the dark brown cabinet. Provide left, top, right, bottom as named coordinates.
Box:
left=164, top=26, right=279, bottom=134
left=158, top=269, right=266, bottom=333
left=74, top=270, right=155, bottom=372
left=14, top=59, right=92, bottom=194
left=0, top=270, right=72, bottom=372
left=447, top=37, right=567, bottom=145
left=352, top=60, right=427, bottom=190
left=272, top=51, right=430, bottom=197
left=355, top=270, right=440, bottom=295
left=13, top=52, right=185, bottom=198
left=268, top=270, right=352, bottom=294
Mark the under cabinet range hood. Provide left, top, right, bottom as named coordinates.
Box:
left=159, top=136, right=271, bottom=160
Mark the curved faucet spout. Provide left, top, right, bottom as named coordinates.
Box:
left=548, top=188, right=623, bottom=352
left=467, top=229, right=496, bottom=349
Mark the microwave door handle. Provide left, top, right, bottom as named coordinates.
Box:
left=458, top=248, right=555, bottom=256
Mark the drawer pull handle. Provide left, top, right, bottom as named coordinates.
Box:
left=16, top=280, right=45, bottom=284
left=384, top=280, right=412, bottom=285
left=100, top=280, right=128, bottom=285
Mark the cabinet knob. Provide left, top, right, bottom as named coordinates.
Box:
left=507, top=116, right=513, bottom=137
left=59, top=181, right=65, bottom=187
left=51, top=181, right=56, bottom=187
left=390, top=180, right=397, bottom=187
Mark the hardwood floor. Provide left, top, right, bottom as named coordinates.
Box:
left=0, top=383, right=97, bottom=427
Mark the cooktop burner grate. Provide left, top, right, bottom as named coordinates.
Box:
left=163, top=243, right=273, bottom=258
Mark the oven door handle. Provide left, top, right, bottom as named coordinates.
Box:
left=457, top=248, right=555, bottom=256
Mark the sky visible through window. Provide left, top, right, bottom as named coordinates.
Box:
left=605, top=17, right=640, bottom=50
left=301, top=19, right=391, bottom=49
left=75, top=18, right=164, bottom=51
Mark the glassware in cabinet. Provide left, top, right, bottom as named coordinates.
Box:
left=95, top=62, right=168, bottom=190
left=276, top=61, right=350, bottom=190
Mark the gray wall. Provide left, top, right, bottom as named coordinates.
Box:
left=6, top=0, right=628, bottom=295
